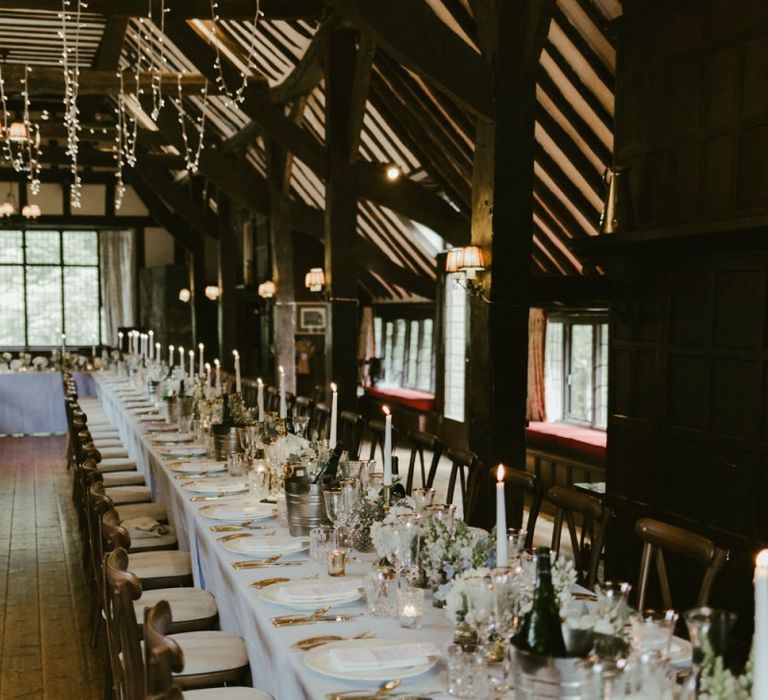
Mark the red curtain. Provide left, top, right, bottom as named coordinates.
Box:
left=527, top=308, right=547, bottom=422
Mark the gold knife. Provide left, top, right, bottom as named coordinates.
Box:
left=232, top=560, right=306, bottom=569
left=217, top=532, right=254, bottom=542
left=272, top=614, right=361, bottom=627
left=190, top=494, right=241, bottom=502
left=250, top=577, right=291, bottom=589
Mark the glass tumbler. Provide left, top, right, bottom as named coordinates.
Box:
left=446, top=644, right=490, bottom=698
left=309, top=526, right=334, bottom=564
left=364, top=568, right=397, bottom=617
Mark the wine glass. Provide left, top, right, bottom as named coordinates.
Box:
left=292, top=415, right=310, bottom=438
left=411, top=487, right=436, bottom=512
left=323, top=481, right=360, bottom=548
left=322, top=486, right=344, bottom=547
left=389, top=513, right=421, bottom=585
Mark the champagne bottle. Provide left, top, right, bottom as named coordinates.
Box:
left=212, top=393, right=235, bottom=436
left=313, top=441, right=345, bottom=485
left=514, top=548, right=566, bottom=656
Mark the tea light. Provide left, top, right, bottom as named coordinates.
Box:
left=328, top=548, right=346, bottom=577
left=397, top=587, right=424, bottom=629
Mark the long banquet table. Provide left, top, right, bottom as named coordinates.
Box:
left=0, top=371, right=68, bottom=434
left=95, top=374, right=456, bottom=700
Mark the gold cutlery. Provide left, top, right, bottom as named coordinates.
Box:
left=272, top=614, right=360, bottom=627
left=209, top=523, right=272, bottom=533
left=273, top=604, right=330, bottom=624
left=250, top=577, right=291, bottom=589
left=190, top=494, right=241, bottom=502
left=234, top=561, right=306, bottom=569
left=325, top=679, right=402, bottom=700
left=217, top=532, right=254, bottom=542
left=571, top=592, right=597, bottom=601
left=292, top=631, right=374, bottom=650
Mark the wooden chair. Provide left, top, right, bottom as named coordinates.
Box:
left=367, top=419, right=399, bottom=463
left=507, top=469, right=544, bottom=549
left=265, top=386, right=279, bottom=413
left=144, top=600, right=272, bottom=700
left=634, top=517, right=729, bottom=610
left=339, top=410, right=365, bottom=459
left=104, top=548, right=251, bottom=696
left=293, top=396, right=314, bottom=418
left=309, top=401, right=330, bottom=441
left=546, top=485, right=612, bottom=588
left=404, top=430, right=443, bottom=494
left=445, top=446, right=483, bottom=516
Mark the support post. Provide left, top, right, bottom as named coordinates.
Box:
left=324, top=26, right=360, bottom=412
left=466, top=0, right=554, bottom=529
left=267, top=139, right=297, bottom=391
left=218, top=196, right=237, bottom=360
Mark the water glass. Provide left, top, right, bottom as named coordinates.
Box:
left=309, top=526, right=334, bottom=564
left=339, top=460, right=365, bottom=480
left=365, top=471, right=385, bottom=489
left=446, top=644, right=490, bottom=698
left=178, top=415, right=192, bottom=433
left=227, top=452, right=245, bottom=477
left=425, top=503, right=457, bottom=525
left=595, top=581, right=632, bottom=632
left=364, top=568, right=397, bottom=617
left=411, top=487, right=436, bottom=512
left=275, top=492, right=288, bottom=529
left=629, top=610, right=678, bottom=656
left=396, top=587, right=424, bottom=629
left=506, top=527, right=527, bottom=561
left=248, top=468, right=268, bottom=502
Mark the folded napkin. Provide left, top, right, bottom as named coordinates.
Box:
left=123, top=516, right=170, bottom=539
left=329, top=642, right=438, bottom=671
left=235, top=536, right=303, bottom=553
left=275, top=579, right=363, bottom=603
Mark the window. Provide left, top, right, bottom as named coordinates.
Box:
left=443, top=275, right=466, bottom=422
left=545, top=315, right=608, bottom=429
left=0, top=230, right=102, bottom=347
left=374, top=314, right=435, bottom=392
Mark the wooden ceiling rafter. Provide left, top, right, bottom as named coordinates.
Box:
left=325, top=0, right=494, bottom=120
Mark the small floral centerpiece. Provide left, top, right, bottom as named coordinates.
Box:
left=360, top=487, right=410, bottom=553
left=420, top=518, right=492, bottom=606
left=698, top=648, right=753, bottom=700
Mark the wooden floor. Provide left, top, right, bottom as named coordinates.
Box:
left=0, top=435, right=103, bottom=700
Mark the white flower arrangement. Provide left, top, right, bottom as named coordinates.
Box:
left=420, top=518, right=491, bottom=603
left=444, top=567, right=492, bottom=626
left=699, top=648, right=753, bottom=700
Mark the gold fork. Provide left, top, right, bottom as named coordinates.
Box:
left=292, top=631, right=374, bottom=651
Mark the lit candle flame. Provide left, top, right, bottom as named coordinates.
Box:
left=169, top=345, right=174, bottom=351
left=198, top=343, right=204, bottom=350
left=279, top=365, right=285, bottom=374
left=214, top=359, right=220, bottom=367
left=257, top=377, right=263, bottom=386
left=758, top=549, right=768, bottom=569
left=382, top=405, right=390, bottom=416
left=330, top=382, right=337, bottom=392
left=205, top=362, right=211, bottom=371
left=233, top=349, right=239, bottom=358
left=496, top=464, right=505, bottom=482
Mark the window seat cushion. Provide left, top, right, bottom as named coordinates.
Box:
left=525, top=421, right=606, bottom=461
left=366, top=386, right=435, bottom=413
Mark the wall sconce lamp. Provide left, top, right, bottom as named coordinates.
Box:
left=204, top=285, right=221, bottom=301
left=21, top=203, right=41, bottom=219
left=258, top=280, right=277, bottom=299
left=305, top=267, right=326, bottom=293
left=7, top=122, right=29, bottom=143
left=446, top=245, right=488, bottom=298
left=178, top=288, right=191, bottom=303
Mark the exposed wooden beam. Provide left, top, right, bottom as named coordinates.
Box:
left=0, top=64, right=207, bottom=96
left=40, top=143, right=187, bottom=169
left=38, top=123, right=168, bottom=148
left=92, top=17, right=129, bottom=69
left=325, top=0, right=494, bottom=120
left=271, top=17, right=332, bottom=105
left=0, top=0, right=322, bottom=19
left=355, top=161, right=469, bottom=245
left=0, top=214, right=152, bottom=227
left=167, top=17, right=467, bottom=238
left=345, top=30, right=375, bottom=163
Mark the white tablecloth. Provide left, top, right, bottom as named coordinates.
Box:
left=95, top=374, right=455, bottom=700
left=0, top=371, right=67, bottom=435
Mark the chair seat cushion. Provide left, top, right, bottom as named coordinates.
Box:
left=103, top=471, right=146, bottom=487
left=105, top=485, right=152, bottom=504
left=128, top=525, right=178, bottom=551
left=115, top=502, right=168, bottom=523
left=134, top=587, right=217, bottom=624
left=99, top=447, right=130, bottom=459
left=183, top=689, right=273, bottom=700
left=128, top=550, right=192, bottom=579
left=168, top=631, right=249, bottom=676
left=90, top=430, right=120, bottom=439
left=98, top=458, right=138, bottom=473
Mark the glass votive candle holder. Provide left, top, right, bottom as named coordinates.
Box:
left=506, top=527, right=527, bottom=560
left=309, top=525, right=334, bottom=563
left=327, top=548, right=346, bottom=577
left=411, top=487, right=436, bottom=512
left=396, top=587, right=424, bottom=629
left=629, top=609, right=678, bottom=656
left=425, top=503, right=457, bottom=525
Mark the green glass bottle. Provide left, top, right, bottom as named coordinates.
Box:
left=514, top=548, right=566, bottom=656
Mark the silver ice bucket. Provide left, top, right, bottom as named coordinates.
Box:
left=511, top=648, right=600, bottom=699
left=165, top=396, right=194, bottom=424
left=213, top=427, right=241, bottom=460
left=285, top=477, right=330, bottom=536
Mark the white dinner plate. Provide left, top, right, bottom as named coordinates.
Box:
left=256, top=578, right=364, bottom=610
left=220, top=535, right=308, bottom=558
left=181, top=477, right=248, bottom=494
left=669, top=636, right=692, bottom=667
left=147, top=432, right=194, bottom=444
left=198, top=499, right=275, bottom=522
left=130, top=406, right=159, bottom=415
left=169, top=460, right=227, bottom=475
left=138, top=414, right=165, bottom=422
left=156, top=445, right=208, bottom=457
left=303, top=639, right=438, bottom=682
